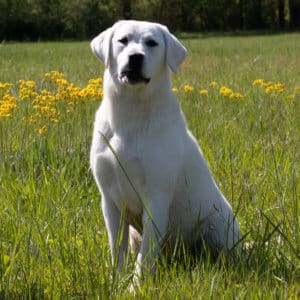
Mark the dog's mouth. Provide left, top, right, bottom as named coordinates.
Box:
left=119, top=71, right=150, bottom=85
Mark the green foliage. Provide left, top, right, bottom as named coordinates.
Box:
left=1, top=0, right=300, bottom=41
left=0, top=34, right=299, bottom=297
left=0, top=0, right=122, bottom=40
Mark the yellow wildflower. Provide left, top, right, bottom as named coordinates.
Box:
left=26, top=81, right=36, bottom=88
left=0, top=94, right=17, bottom=118
left=88, top=78, right=102, bottom=85
left=55, top=78, right=68, bottom=86
left=230, top=92, right=244, bottom=99
left=265, top=86, right=272, bottom=94
left=199, top=89, right=208, bottom=95
left=29, top=115, right=36, bottom=124
left=262, top=81, right=273, bottom=88
left=18, top=80, right=37, bottom=100
left=208, top=81, right=218, bottom=87
left=184, top=84, right=194, bottom=92
left=274, top=83, right=284, bottom=93
left=0, top=83, right=13, bottom=90
left=219, top=86, right=233, bottom=97
left=45, top=70, right=65, bottom=80
left=36, top=125, right=47, bottom=135
left=265, top=82, right=284, bottom=94
left=252, top=79, right=265, bottom=86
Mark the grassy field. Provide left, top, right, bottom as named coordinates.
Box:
left=0, top=33, right=299, bottom=298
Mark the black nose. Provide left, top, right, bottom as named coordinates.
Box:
left=128, top=54, right=144, bottom=70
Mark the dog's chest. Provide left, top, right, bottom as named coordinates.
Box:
left=98, top=134, right=146, bottom=216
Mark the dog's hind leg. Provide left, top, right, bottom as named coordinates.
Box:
left=129, top=226, right=142, bottom=253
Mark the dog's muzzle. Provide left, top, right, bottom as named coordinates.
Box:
left=120, top=54, right=150, bottom=85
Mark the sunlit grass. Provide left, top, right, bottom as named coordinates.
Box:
left=0, top=34, right=299, bottom=298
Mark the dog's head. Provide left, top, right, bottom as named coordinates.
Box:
left=91, top=20, right=187, bottom=86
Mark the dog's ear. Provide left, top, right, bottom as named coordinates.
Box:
left=160, top=25, right=187, bottom=73
left=90, top=27, right=113, bottom=67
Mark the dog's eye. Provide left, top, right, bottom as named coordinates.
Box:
left=146, top=39, right=158, bottom=47
left=118, top=37, right=128, bottom=45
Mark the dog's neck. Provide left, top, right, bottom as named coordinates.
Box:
left=101, top=68, right=180, bottom=137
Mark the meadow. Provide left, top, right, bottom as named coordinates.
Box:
left=0, top=33, right=299, bottom=298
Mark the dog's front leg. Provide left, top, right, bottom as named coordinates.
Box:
left=102, top=197, right=129, bottom=271
left=135, top=195, right=170, bottom=278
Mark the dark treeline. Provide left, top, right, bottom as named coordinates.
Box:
left=1, top=0, right=300, bottom=41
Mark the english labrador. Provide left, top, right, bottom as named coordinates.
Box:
left=90, top=20, right=240, bottom=277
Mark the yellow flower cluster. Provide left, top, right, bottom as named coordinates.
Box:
left=31, top=89, right=60, bottom=125
left=208, top=81, right=218, bottom=87
left=252, top=78, right=297, bottom=100
left=0, top=83, right=13, bottom=89
left=45, top=71, right=103, bottom=102
left=219, top=86, right=244, bottom=99
left=0, top=94, right=17, bottom=118
left=0, top=71, right=103, bottom=134
left=199, top=89, right=208, bottom=95
left=184, top=84, right=195, bottom=92
left=173, top=79, right=296, bottom=101
left=219, top=86, right=233, bottom=97
left=1, top=73, right=297, bottom=135
left=252, top=79, right=285, bottom=94
left=19, top=80, right=37, bottom=100
left=0, top=83, right=17, bottom=117
left=174, top=81, right=244, bottom=99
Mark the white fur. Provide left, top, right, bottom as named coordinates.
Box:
left=90, top=20, right=240, bottom=277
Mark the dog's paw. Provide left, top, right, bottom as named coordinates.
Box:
left=128, top=265, right=142, bottom=294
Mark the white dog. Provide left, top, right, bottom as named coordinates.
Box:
left=90, top=20, right=240, bottom=277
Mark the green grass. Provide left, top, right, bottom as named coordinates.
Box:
left=0, top=33, right=299, bottom=298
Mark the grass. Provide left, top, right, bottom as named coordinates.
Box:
left=0, top=33, right=299, bottom=298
